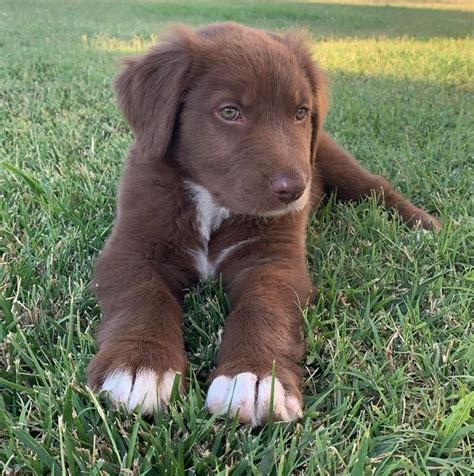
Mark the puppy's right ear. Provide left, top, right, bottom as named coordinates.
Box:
left=114, top=26, right=195, bottom=160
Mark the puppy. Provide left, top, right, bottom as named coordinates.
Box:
left=88, top=23, right=440, bottom=426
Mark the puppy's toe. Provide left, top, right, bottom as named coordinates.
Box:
left=206, top=373, right=258, bottom=425
left=255, top=376, right=302, bottom=423
left=206, top=372, right=302, bottom=426
left=410, top=210, right=441, bottom=231
left=101, top=368, right=178, bottom=414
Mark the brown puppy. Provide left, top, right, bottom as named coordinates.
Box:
left=87, top=23, right=440, bottom=425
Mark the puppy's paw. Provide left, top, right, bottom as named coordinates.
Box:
left=407, top=209, right=441, bottom=231
left=206, top=372, right=302, bottom=426
left=100, top=368, right=179, bottom=414
left=87, top=341, right=187, bottom=415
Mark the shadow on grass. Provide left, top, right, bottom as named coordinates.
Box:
left=100, top=1, right=474, bottom=39
left=4, top=1, right=473, bottom=46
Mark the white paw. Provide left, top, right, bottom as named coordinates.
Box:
left=205, top=372, right=302, bottom=426
left=101, top=368, right=177, bottom=414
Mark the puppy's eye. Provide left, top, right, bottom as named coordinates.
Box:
left=295, top=107, right=308, bottom=122
left=219, top=106, right=241, bottom=121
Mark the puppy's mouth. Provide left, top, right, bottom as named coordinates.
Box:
left=250, top=175, right=310, bottom=217
left=256, top=186, right=310, bottom=217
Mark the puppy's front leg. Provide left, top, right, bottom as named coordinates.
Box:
left=206, top=256, right=312, bottom=426
left=314, top=131, right=441, bottom=229
left=87, top=241, right=187, bottom=415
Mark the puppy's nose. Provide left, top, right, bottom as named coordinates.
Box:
left=270, top=174, right=306, bottom=204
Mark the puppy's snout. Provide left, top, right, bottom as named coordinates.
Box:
left=270, top=174, right=306, bottom=205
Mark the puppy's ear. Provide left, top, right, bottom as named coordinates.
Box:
left=114, top=26, right=196, bottom=160
left=280, top=32, right=329, bottom=162
left=308, top=64, right=329, bottom=163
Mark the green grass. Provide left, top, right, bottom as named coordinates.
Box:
left=1, top=0, right=473, bottom=473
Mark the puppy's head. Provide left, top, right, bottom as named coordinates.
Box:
left=115, top=23, right=327, bottom=217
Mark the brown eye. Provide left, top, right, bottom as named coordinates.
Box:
left=219, top=106, right=241, bottom=121
left=295, top=107, right=307, bottom=121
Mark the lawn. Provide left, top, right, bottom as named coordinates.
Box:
left=1, top=0, right=473, bottom=474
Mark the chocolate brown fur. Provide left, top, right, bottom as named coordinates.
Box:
left=87, top=23, right=440, bottom=423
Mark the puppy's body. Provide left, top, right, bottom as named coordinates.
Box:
left=88, top=23, right=439, bottom=424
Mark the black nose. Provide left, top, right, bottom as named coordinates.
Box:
left=270, top=174, right=306, bottom=204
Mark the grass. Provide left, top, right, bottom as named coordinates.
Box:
left=1, top=0, right=473, bottom=473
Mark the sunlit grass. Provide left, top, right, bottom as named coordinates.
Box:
left=81, top=33, right=159, bottom=53
left=299, top=0, right=474, bottom=11
left=315, top=37, right=474, bottom=85
left=83, top=33, right=473, bottom=87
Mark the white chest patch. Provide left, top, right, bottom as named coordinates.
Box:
left=186, top=182, right=231, bottom=280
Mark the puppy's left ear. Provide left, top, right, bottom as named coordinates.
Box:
left=281, top=32, right=329, bottom=163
